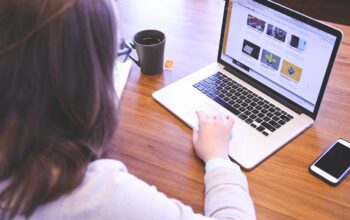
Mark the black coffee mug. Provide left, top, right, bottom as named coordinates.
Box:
left=127, top=30, right=166, bottom=75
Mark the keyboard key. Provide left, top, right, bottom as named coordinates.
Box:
left=263, top=116, right=270, bottom=121
left=212, top=82, right=219, bottom=88
left=250, top=123, right=257, bottom=128
left=205, top=78, right=214, bottom=84
left=262, top=131, right=269, bottom=136
left=278, top=120, right=286, bottom=125
left=263, top=104, right=270, bottom=109
left=267, top=112, right=274, bottom=117
left=245, top=118, right=254, bottom=124
left=193, top=83, right=201, bottom=88
left=256, top=118, right=263, bottom=123
left=280, top=115, right=290, bottom=122
left=272, top=116, right=280, bottom=121
left=250, top=114, right=257, bottom=119
left=239, top=114, right=248, bottom=120
left=209, top=75, right=218, bottom=81
left=258, top=101, right=264, bottom=105
left=252, top=109, right=259, bottom=114
left=258, top=113, right=265, bottom=118
left=208, top=87, right=216, bottom=92
left=274, top=111, right=282, bottom=116
left=207, top=93, right=216, bottom=98
left=261, top=122, right=276, bottom=132
left=216, top=86, right=224, bottom=91
left=213, top=90, right=220, bottom=95
left=202, top=89, right=210, bottom=94
left=213, top=97, right=241, bottom=116
left=269, top=121, right=280, bottom=128
left=245, top=111, right=252, bottom=116
left=239, top=107, right=246, bottom=112
left=200, top=80, right=213, bottom=88
left=197, top=85, right=205, bottom=91
left=257, top=126, right=265, bottom=132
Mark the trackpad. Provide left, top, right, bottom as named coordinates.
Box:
left=184, top=103, right=226, bottom=130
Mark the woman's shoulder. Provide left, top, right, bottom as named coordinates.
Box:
left=30, top=159, right=138, bottom=218
left=78, top=159, right=131, bottom=192
left=87, top=159, right=128, bottom=174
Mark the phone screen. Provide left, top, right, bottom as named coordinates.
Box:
left=314, top=142, right=350, bottom=178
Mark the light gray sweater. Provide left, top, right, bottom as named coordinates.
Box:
left=10, top=159, right=255, bottom=219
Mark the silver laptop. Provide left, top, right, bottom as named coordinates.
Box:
left=153, top=0, right=343, bottom=169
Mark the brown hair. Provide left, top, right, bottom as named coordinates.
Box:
left=0, top=0, right=118, bottom=218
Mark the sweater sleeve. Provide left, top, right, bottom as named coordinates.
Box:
left=204, top=167, right=256, bottom=220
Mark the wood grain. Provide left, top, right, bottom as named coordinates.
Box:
left=114, top=0, right=350, bottom=219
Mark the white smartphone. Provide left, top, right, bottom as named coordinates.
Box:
left=310, top=138, right=350, bottom=186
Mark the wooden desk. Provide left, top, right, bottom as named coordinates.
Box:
left=114, top=0, right=350, bottom=219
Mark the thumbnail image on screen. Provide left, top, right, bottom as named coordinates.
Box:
left=247, top=14, right=266, bottom=32
left=289, top=35, right=307, bottom=51
left=266, top=24, right=287, bottom=42
left=280, top=60, right=303, bottom=82
left=242, top=39, right=261, bottom=60
left=260, top=49, right=281, bottom=70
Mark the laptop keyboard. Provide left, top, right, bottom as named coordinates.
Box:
left=193, top=72, right=294, bottom=136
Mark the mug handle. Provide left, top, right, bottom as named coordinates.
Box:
left=124, top=41, right=140, bottom=67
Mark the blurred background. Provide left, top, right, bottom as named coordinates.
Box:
left=272, top=0, right=350, bottom=25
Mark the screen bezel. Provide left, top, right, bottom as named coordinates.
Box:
left=310, top=139, right=350, bottom=185
left=217, top=0, right=343, bottom=119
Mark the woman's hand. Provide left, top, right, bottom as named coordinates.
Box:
left=192, top=111, right=235, bottom=163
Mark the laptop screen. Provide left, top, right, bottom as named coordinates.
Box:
left=219, top=0, right=342, bottom=116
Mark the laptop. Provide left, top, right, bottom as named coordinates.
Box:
left=153, top=0, right=343, bottom=169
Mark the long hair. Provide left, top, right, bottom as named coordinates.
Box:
left=0, top=0, right=118, bottom=218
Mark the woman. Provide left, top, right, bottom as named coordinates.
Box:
left=0, top=0, right=255, bottom=219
